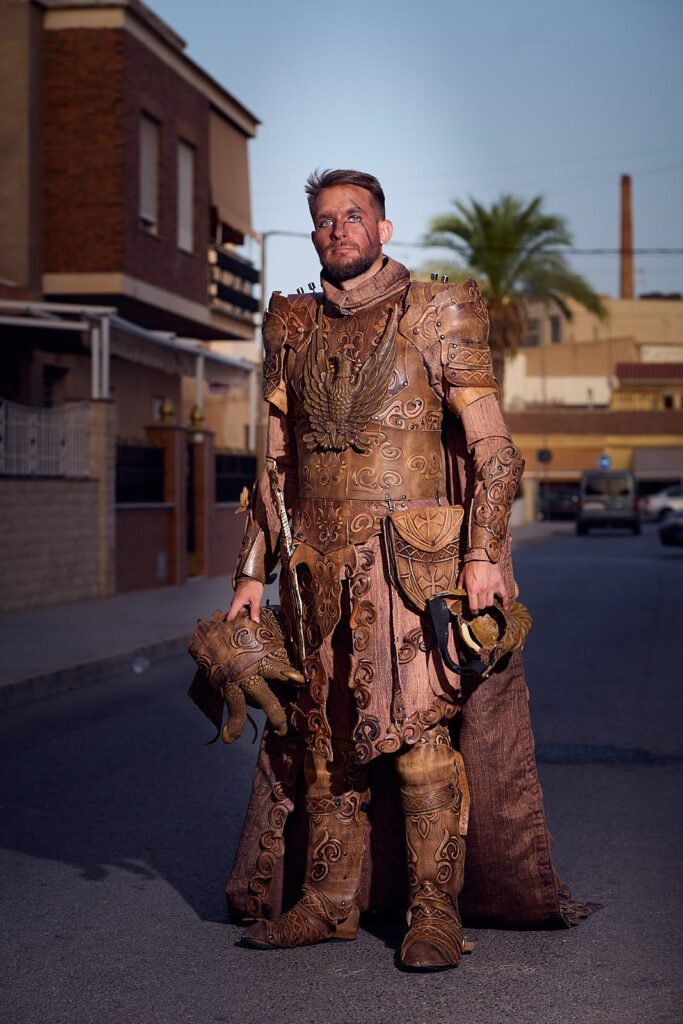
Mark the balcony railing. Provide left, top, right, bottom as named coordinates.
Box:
left=0, top=398, right=89, bottom=478
left=208, top=244, right=260, bottom=320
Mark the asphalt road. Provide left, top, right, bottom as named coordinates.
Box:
left=1, top=525, right=681, bottom=1024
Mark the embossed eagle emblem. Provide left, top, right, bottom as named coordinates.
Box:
left=301, top=304, right=398, bottom=452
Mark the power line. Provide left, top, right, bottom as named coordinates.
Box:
left=389, top=244, right=683, bottom=255
left=262, top=231, right=683, bottom=255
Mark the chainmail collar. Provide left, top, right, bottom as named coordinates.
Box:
left=320, top=256, right=411, bottom=315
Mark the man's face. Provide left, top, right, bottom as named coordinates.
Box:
left=310, top=185, right=393, bottom=285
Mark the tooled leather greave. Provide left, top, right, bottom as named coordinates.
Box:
left=243, top=746, right=369, bottom=948
left=395, top=726, right=468, bottom=970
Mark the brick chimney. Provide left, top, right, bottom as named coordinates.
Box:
left=620, top=174, right=634, bottom=299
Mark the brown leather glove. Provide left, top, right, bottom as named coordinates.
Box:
left=188, top=606, right=304, bottom=743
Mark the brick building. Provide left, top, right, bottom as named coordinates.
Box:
left=0, top=0, right=262, bottom=610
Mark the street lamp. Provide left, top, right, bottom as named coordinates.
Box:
left=258, top=230, right=310, bottom=322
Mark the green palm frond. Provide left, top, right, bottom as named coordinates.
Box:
left=421, top=193, right=607, bottom=387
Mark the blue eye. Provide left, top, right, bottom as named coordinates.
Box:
left=318, top=218, right=333, bottom=228
left=347, top=214, right=361, bottom=222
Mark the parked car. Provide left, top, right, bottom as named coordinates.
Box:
left=658, top=510, right=683, bottom=547
left=537, top=483, right=580, bottom=521
left=638, top=484, right=683, bottom=522
left=576, top=470, right=640, bottom=535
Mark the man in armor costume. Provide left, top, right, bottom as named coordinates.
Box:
left=222, top=169, right=584, bottom=971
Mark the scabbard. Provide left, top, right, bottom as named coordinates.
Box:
left=268, top=462, right=307, bottom=670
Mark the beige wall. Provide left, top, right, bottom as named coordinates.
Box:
left=611, top=386, right=683, bottom=412
left=111, top=358, right=181, bottom=440
left=525, top=296, right=683, bottom=346
left=181, top=364, right=260, bottom=452
left=504, top=337, right=638, bottom=410
left=506, top=297, right=683, bottom=410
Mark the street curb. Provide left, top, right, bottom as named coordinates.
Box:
left=0, top=633, right=192, bottom=711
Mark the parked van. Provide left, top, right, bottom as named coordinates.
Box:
left=576, top=470, right=640, bottom=535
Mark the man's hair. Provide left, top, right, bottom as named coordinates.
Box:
left=305, top=168, right=386, bottom=221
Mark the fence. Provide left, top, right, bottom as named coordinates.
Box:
left=215, top=452, right=257, bottom=502
left=0, top=398, right=89, bottom=477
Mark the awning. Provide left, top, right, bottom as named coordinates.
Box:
left=110, top=315, right=255, bottom=386
left=209, top=110, right=252, bottom=238
left=634, top=447, right=683, bottom=476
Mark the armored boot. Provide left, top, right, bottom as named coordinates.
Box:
left=243, top=746, right=368, bottom=948
left=395, top=726, right=469, bottom=971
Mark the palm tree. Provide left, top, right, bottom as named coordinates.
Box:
left=423, top=194, right=607, bottom=389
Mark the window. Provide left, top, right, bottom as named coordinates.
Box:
left=524, top=318, right=540, bottom=347
left=177, top=141, right=195, bottom=252
left=139, top=114, right=159, bottom=232
left=550, top=315, right=562, bottom=344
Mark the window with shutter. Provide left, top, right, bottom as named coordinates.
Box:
left=139, top=114, right=159, bottom=232
left=177, top=141, right=195, bottom=253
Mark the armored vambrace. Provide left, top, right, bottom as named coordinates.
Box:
left=232, top=512, right=272, bottom=586
left=467, top=444, right=525, bottom=563
left=232, top=454, right=288, bottom=587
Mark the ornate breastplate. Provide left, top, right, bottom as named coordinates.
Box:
left=291, top=300, right=445, bottom=505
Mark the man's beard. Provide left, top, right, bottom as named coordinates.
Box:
left=320, top=245, right=379, bottom=285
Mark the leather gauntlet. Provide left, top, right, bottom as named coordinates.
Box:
left=232, top=475, right=282, bottom=587
left=233, top=515, right=270, bottom=586
left=466, top=444, right=524, bottom=563
left=188, top=606, right=304, bottom=744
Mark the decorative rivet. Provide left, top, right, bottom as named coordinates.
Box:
left=440, top=334, right=445, bottom=340
left=436, top=321, right=441, bottom=327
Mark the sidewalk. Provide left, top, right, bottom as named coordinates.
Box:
left=0, top=520, right=571, bottom=709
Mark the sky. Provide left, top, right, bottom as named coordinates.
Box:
left=151, top=0, right=683, bottom=302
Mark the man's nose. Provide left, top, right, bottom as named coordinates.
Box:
left=330, top=220, right=346, bottom=239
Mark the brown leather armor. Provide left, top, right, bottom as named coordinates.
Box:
left=235, top=259, right=520, bottom=761
left=224, top=263, right=582, bottom=948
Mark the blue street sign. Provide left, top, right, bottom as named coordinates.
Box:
left=598, top=454, right=612, bottom=471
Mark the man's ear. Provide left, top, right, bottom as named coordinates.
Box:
left=378, top=219, right=393, bottom=245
